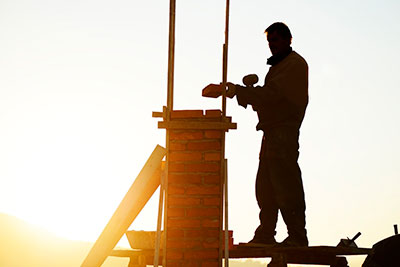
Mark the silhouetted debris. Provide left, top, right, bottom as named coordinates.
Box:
left=362, top=234, right=400, bottom=267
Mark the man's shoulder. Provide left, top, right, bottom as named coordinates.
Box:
left=270, top=51, right=308, bottom=71
left=288, top=51, right=308, bottom=67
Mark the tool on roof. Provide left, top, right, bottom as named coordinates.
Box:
left=337, top=232, right=361, bottom=248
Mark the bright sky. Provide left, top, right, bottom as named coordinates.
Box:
left=1, top=0, right=400, bottom=266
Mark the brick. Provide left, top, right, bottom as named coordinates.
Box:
left=167, top=261, right=200, bottom=267
left=165, top=261, right=183, bottom=267
left=201, top=261, right=219, bottom=267
left=170, top=151, right=202, bottom=162
left=127, top=257, right=139, bottom=264
left=186, top=229, right=219, bottom=238
left=184, top=249, right=219, bottom=259
left=228, top=230, right=233, bottom=237
left=205, top=109, right=222, bottom=118
left=169, top=163, right=185, bottom=172
left=167, top=207, right=186, bottom=217
left=201, top=219, right=220, bottom=228
left=171, top=110, right=203, bottom=119
left=187, top=208, right=219, bottom=217
left=170, top=131, right=204, bottom=140
left=204, top=130, right=222, bottom=139
left=204, top=152, right=221, bottom=161
left=203, top=175, right=221, bottom=184
left=168, top=174, right=202, bottom=184
left=202, top=240, right=219, bottom=248
left=186, top=186, right=220, bottom=195
left=187, top=141, right=221, bottom=151
left=185, top=163, right=220, bottom=173
left=166, top=251, right=183, bottom=260
left=168, top=196, right=201, bottom=206
left=145, top=255, right=159, bottom=264
left=168, top=229, right=184, bottom=238
left=168, top=185, right=185, bottom=195
left=169, top=142, right=186, bottom=151
left=167, top=240, right=201, bottom=249
left=168, top=219, right=201, bottom=228
left=203, top=197, right=221, bottom=206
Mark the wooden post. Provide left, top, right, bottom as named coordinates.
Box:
left=269, top=253, right=287, bottom=267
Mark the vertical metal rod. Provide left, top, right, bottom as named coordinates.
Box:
left=219, top=158, right=224, bottom=266
left=224, top=159, right=229, bottom=267
left=153, top=171, right=165, bottom=266
left=167, top=0, right=176, bottom=115
left=161, top=163, right=168, bottom=267
left=221, top=0, right=230, bottom=117
left=219, top=1, right=230, bottom=266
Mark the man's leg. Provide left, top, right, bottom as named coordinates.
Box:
left=266, top=127, right=308, bottom=246
left=270, top=156, right=307, bottom=246
left=249, top=138, right=279, bottom=245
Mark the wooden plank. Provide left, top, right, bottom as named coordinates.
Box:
left=110, top=245, right=367, bottom=267
left=229, top=245, right=371, bottom=259
left=158, top=121, right=237, bottom=130
left=110, top=245, right=363, bottom=267
left=110, top=250, right=149, bottom=257
left=81, top=145, right=167, bottom=267
left=152, top=111, right=163, bottom=118
left=111, top=250, right=162, bottom=266
left=111, top=245, right=370, bottom=258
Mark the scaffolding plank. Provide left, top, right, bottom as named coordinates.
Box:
left=111, top=245, right=370, bottom=266
left=158, top=121, right=237, bottom=130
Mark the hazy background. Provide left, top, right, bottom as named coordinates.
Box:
left=1, top=0, right=400, bottom=266
left=0, top=213, right=267, bottom=267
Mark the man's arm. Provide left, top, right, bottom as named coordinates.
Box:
left=235, top=84, right=282, bottom=108
left=231, top=58, right=308, bottom=109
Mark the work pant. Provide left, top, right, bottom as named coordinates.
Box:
left=254, top=126, right=307, bottom=240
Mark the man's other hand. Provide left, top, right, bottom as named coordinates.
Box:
left=226, top=82, right=237, bottom=98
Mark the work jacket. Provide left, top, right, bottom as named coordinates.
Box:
left=236, top=51, right=308, bottom=132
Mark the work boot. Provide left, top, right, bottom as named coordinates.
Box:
left=280, top=207, right=308, bottom=247
left=278, top=231, right=308, bottom=247
left=243, top=236, right=277, bottom=247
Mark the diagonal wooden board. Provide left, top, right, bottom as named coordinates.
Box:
left=81, top=145, right=166, bottom=267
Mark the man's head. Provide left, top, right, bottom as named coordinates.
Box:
left=265, top=22, right=292, bottom=56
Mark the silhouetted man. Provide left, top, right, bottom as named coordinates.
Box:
left=227, top=22, right=309, bottom=247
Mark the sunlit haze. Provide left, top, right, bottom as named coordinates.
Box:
left=1, top=1, right=400, bottom=266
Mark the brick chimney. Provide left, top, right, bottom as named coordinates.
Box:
left=158, top=109, right=236, bottom=267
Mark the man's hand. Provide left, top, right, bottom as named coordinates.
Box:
left=202, top=82, right=237, bottom=99
left=226, top=82, right=237, bottom=98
